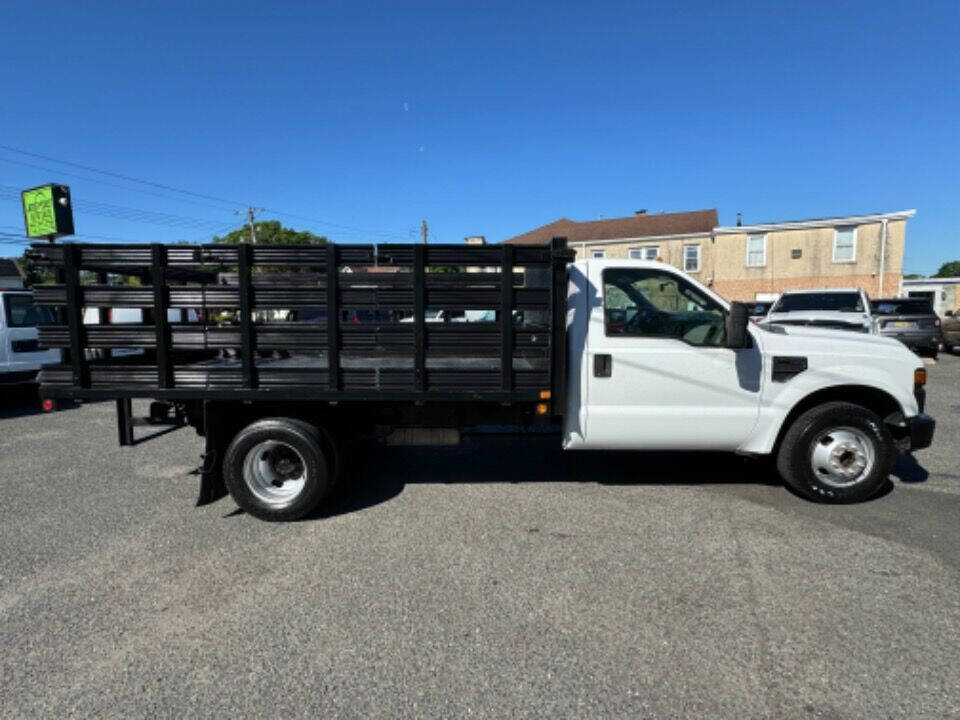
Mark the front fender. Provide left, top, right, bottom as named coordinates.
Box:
left=738, top=363, right=918, bottom=455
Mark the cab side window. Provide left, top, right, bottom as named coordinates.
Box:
left=603, top=268, right=726, bottom=346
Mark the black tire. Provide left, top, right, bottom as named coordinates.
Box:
left=223, top=417, right=336, bottom=521
left=776, top=402, right=895, bottom=503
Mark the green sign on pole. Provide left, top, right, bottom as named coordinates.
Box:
left=21, top=184, right=75, bottom=239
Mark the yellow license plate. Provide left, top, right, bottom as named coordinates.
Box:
left=892, top=321, right=912, bottom=327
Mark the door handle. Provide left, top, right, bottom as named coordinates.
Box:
left=594, top=353, right=612, bottom=378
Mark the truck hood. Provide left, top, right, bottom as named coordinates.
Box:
left=750, top=320, right=924, bottom=423
left=763, top=311, right=870, bottom=330
left=756, top=322, right=915, bottom=359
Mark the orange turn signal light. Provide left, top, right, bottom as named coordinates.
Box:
left=536, top=403, right=549, bottom=415
left=539, top=389, right=551, bottom=400
left=914, top=368, right=926, bottom=386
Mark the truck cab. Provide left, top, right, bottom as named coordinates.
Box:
left=0, top=290, right=60, bottom=385
left=563, top=259, right=932, bottom=500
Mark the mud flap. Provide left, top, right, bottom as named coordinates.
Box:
left=196, top=402, right=228, bottom=506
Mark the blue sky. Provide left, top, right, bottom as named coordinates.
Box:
left=0, top=0, right=957, bottom=274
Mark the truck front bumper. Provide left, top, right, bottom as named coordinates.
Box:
left=886, top=412, right=936, bottom=451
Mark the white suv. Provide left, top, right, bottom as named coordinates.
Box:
left=763, top=288, right=873, bottom=333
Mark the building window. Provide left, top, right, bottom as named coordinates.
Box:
left=833, top=227, right=856, bottom=262
left=791, top=248, right=802, bottom=259
left=683, top=244, right=701, bottom=272
left=591, top=249, right=606, bottom=259
left=746, top=234, right=766, bottom=267
left=629, top=246, right=659, bottom=260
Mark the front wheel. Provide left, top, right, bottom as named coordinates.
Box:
left=223, top=418, right=336, bottom=521
left=776, top=402, right=896, bottom=503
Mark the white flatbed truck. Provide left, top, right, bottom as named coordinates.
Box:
left=28, top=239, right=934, bottom=520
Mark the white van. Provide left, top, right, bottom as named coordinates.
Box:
left=0, top=291, right=60, bottom=385
left=81, top=307, right=202, bottom=358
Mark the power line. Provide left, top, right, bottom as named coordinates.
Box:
left=0, top=143, right=246, bottom=208
left=0, top=187, right=231, bottom=232
left=0, top=155, right=239, bottom=213
left=0, top=144, right=418, bottom=241
left=261, top=208, right=414, bottom=241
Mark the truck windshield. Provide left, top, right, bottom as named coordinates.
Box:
left=4, top=294, right=56, bottom=328
left=773, top=292, right=864, bottom=313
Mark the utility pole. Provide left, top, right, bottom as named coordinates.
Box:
left=421, top=219, right=428, bottom=244
left=236, top=207, right=264, bottom=244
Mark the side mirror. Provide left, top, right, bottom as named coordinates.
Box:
left=726, top=302, right=751, bottom=349
left=947, top=310, right=955, bottom=317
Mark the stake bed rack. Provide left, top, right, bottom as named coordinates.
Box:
left=28, top=239, right=572, bottom=406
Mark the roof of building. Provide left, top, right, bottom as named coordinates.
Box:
left=902, top=276, right=960, bottom=285
left=502, top=209, right=719, bottom=245
left=0, top=258, right=23, bottom=278
left=714, top=209, right=916, bottom=235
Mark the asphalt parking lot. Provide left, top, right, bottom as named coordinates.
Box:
left=1, top=354, right=958, bottom=719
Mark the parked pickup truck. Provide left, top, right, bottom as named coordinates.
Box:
left=763, top=288, right=873, bottom=333
left=0, top=290, right=60, bottom=385
left=942, top=310, right=960, bottom=354
left=27, top=241, right=935, bottom=520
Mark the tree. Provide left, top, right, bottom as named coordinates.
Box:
left=213, top=221, right=328, bottom=245
left=933, top=260, right=960, bottom=278
left=18, top=251, right=54, bottom=288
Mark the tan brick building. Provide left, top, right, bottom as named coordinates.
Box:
left=503, top=208, right=915, bottom=302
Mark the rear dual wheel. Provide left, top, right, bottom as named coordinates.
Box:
left=776, top=402, right=896, bottom=503
left=223, top=418, right=337, bottom=521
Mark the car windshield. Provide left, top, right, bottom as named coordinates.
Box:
left=773, top=292, right=864, bottom=313
left=4, top=294, right=57, bottom=328
left=870, top=300, right=934, bottom=315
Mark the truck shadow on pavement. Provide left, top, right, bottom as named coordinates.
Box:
left=302, top=434, right=922, bottom=521
left=892, top=452, right=929, bottom=484
left=214, top=434, right=930, bottom=520
left=0, top=385, right=79, bottom=420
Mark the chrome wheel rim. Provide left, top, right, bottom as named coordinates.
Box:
left=242, top=440, right=307, bottom=506
left=810, top=426, right=875, bottom=488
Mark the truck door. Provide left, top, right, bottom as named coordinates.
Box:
left=580, top=264, right=762, bottom=450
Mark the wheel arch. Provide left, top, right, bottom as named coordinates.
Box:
left=767, top=384, right=902, bottom=457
